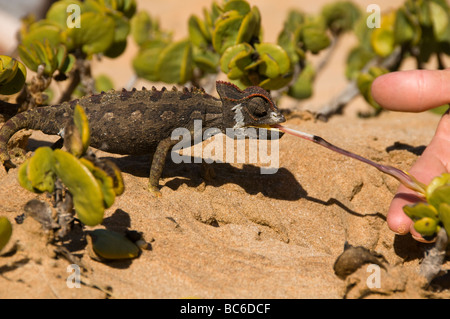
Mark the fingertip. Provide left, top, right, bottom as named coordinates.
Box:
left=386, top=197, right=413, bottom=235
left=371, top=69, right=450, bottom=112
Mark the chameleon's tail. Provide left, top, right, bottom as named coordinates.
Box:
left=0, top=107, right=66, bottom=170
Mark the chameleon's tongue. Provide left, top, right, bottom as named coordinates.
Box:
left=266, top=124, right=427, bottom=195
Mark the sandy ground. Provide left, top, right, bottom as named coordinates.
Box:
left=1, top=0, right=450, bottom=299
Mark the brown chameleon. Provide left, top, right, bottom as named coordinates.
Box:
left=0, top=81, right=285, bottom=195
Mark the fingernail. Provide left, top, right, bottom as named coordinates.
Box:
left=411, top=234, right=436, bottom=243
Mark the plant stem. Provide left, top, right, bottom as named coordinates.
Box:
left=274, top=124, right=427, bottom=195
left=58, top=68, right=80, bottom=103
left=419, top=227, right=448, bottom=284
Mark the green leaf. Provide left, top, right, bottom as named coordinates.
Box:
left=258, top=54, right=280, bottom=78
left=0, top=217, right=12, bottom=252
left=21, top=22, right=62, bottom=48
left=88, top=229, right=139, bottom=260
left=213, top=15, right=243, bottom=54
left=104, top=13, right=130, bottom=58
left=438, top=202, right=450, bottom=237
left=27, top=147, right=56, bottom=193
left=74, top=104, right=90, bottom=155
left=321, top=1, right=361, bottom=34
left=95, top=74, right=115, bottom=92
left=223, top=0, right=251, bottom=16
left=45, top=0, right=83, bottom=29
left=117, top=0, right=137, bottom=18
left=277, top=28, right=298, bottom=65
left=288, top=62, right=315, bottom=99
left=0, top=55, right=18, bottom=84
left=220, top=43, right=254, bottom=79
left=301, top=20, right=331, bottom=54
left=394, top=7, right=421, bottom=46
left=80, top=158, right=116, bottom=208
left=403, top=202, right=439, bottom=221
left=55, top=45, right=75, bottom=74
left=254, top=43, right=291, bottom=75
left=417, top=0, right=433, bottom=27
left=0, top=56, right=26, bottom=95
left=371, top=12, right=396, bottom=57
left=156, top=39, right=193, bottom=84
left=426, top=173, right=450, bottom=202
left=66, top=12, right=115, bottom=55
left=236, top=6, right=261, bottom=44
left=258, top=74, right=292, bottom=91
left=413, top=217, right=439, bottom=237
left=283, top=9, right=306, bottom=33
left=193, top=48, right=220, bottom=74
left=18, top=159, right=35, bottom=193
left=131, top=11, right=153, bottom=46
left=53, top=149, right=105, bottom=226
left=428, top=185, right=450, bottom=210
left=429, top=0, right=450, bottom=42
left=32, top=40, right=58, bottom=76
left=18, top=45, right=40, bottom=72
left=188, top=15, right=210, bottom=48
left=132, top=40, right=167, bottom=81
left=345, top=46, right=376, bottom=80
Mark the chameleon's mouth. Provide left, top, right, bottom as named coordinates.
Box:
left=239, top=123, right=284, bottom=140
left=250, top=124, right=283, bottom=131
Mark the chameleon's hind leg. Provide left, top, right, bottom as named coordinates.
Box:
left=148, top=137, right=178, bottom=197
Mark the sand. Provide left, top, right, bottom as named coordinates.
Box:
left=0, top=0, right=449, bottom=299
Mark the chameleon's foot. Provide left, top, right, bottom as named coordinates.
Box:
left=148, top=184, right=162, bottom=197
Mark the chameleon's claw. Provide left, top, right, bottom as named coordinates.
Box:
left=148, top=184, right=162, bottom=197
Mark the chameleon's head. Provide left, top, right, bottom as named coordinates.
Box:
left=216, top=81, right=285, bottom=139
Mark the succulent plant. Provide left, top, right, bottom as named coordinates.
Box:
left=17, top=105, right=124, bottom=227
left=403, top=173, right=450, bottom=240
left=321, top=1, right=361, bottom=36
left=0, top=55, right=27, bottom=95
left=356, top=66, right=389, bottom=110
left=87, top=229, right=140, bottom=261
left=0, top=217, right=12, bottom=252
left=63, top=104, right=91, bottom=157
left=53, top=149, right=106, bottom=226
left=19, top=0, right=136, bottom=65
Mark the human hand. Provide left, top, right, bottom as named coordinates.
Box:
left=371, top=69, right=450, bottom=242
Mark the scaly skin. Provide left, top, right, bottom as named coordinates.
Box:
left=0, top=81, right=285, bottom=195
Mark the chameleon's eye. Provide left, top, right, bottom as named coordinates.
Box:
left=247, top=97, right=268, bottom=118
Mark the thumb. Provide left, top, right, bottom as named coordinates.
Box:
left=386, top=110, right=450, bottom=240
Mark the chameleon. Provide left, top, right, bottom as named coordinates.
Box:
left=0, top=81, right=285, bottom=195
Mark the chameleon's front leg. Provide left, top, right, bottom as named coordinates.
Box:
left=148, top=136, right=179, bottom=197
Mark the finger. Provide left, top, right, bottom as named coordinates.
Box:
left=387, top=154, right=444, bottom=241
left=371, top=69, right=450, bottom=112
left=387, top=112, right=450, bottom=240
